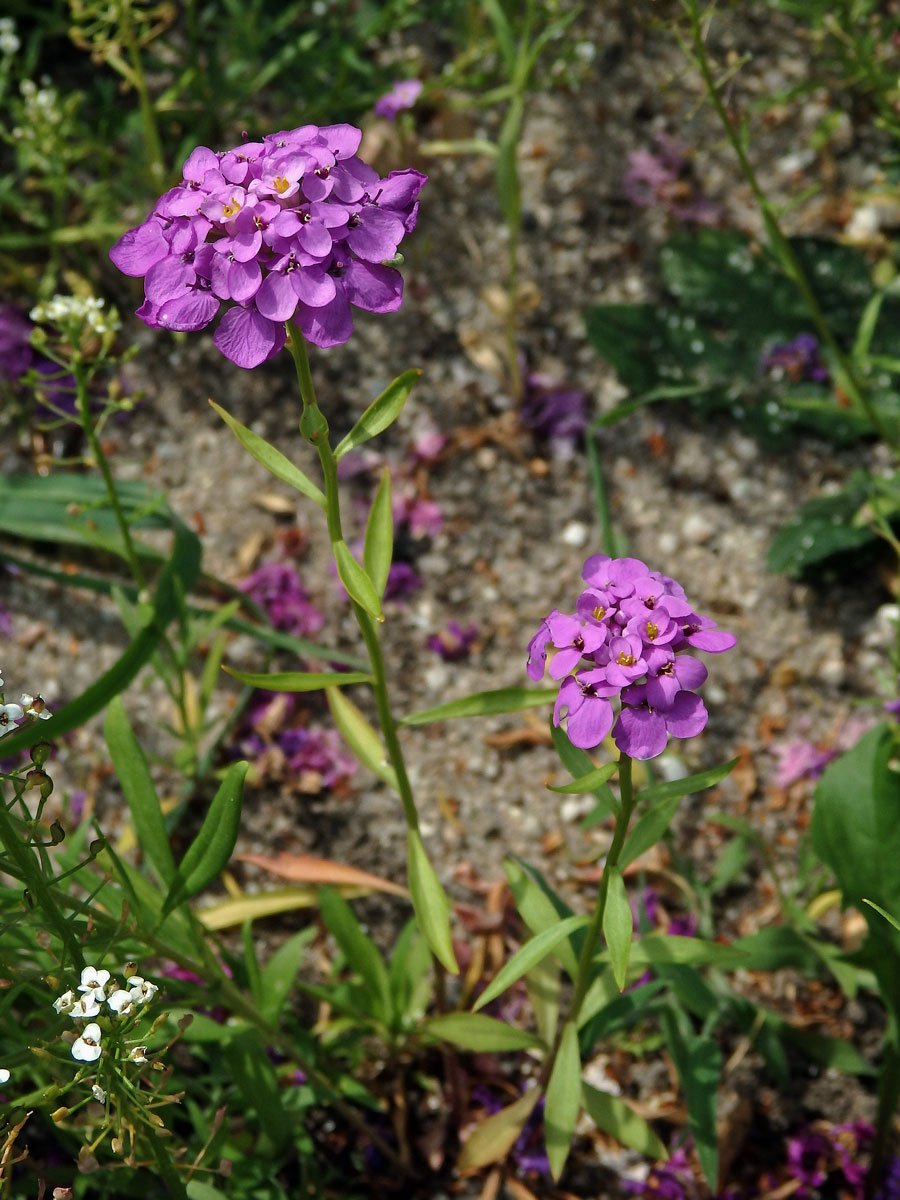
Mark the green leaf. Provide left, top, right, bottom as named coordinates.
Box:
left=603, top=867, right=632, bottom=991
left=768, top=470, right=885, bottom=576
left=326, top=687, right=398, bottom=789
left=619, top=795, right=681, bottom=871
left=458, top=1088, right=541, bottom=1170
left=550, top=724, right=619, bottom=823
left=408, top=828, right=458, bottom=973
left=526, top=954, right=561, bottom=1047
left=388, top=921, right=433, bottom=1020
left=495, top=94, right=524, bottom=236
left=334, top=539, right=384, bottom=620
left=504, top=859, right=579, bottom=977
left=0, top=472, right=171, bottom=549
left=863, top=898, right=900, bottom=935
left=319, top=886, right=392, bottom=1024
left=662, top=1009, right=720, bottom=1189
left=582, top=1083, right=668, bottom=1160
left=333, top=370, right=422, bottom=459
left=209, top=399, right=326, bottom=508
left=422, top=1012, right=544, bottom=1053
left=104, top=696, right=176, bottom=886
left=222, top=1030, right=290, bottom=1153
left=223, top=667, right=372, bottom=691
left=399, top=686, right=557, bottom=726
left=812, top=724, right=900, bottom=917
left=473, top=915, right=590, bottom=1011
left=364, top=468, right=394, bottom=598
left=0, top=520, right=201, bottom=761
left=636, top=758, right=738, bottom=808
left=544, top=1021, right=581, bottom=1181
left=549, top=762, right=618, bottom=794
left=162, top=761, right=248, bottom=917
left=259, top=928, right=316, bottom=1024
left=480, top=0, right=516, bottom=74
left=613, top=934, right=746, bottom=970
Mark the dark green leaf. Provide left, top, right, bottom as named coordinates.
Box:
left=407, top=829, right=458, bottom=973
left=399, top=686, right=557, bottom=726
left=662, top=1009, right=720, bottom=1188
left=223, top=667, right=372, bottom=690
left=474, top=916, right=590, bottom=1010
left=209, top=399, right=326, bottom=508
left=319, top=886, right=391, bottom=1024
left=545, top=1021, right=581, bottom=1180
left=619, top=795, right=681, bottom=871
left=222, top=1030, right=290, bottom=1153
left=422, top=1012, right=544, bottom=1052
left=582, top=1082, right=668, bottom=1159
left=603, top=867, right=632, bottom=991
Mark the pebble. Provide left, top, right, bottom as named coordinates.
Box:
left=561, top=520, right=589, bottom=547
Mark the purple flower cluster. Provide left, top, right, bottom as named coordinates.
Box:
left=374, top=79, right=423, bottom=121
left=786, top=1120, right=900, bottom=1200
left=239, top=562, right=325, bottom=637
left=520, top=371, right=588, bottom=460
left=762, top=333, right=829, bottom=385
left=110, top=125, right=426, bottom=368
left=427, top=621, right=478, bottom=661
left=0, top=304, right=76, bottom=418
left=527, top=554, right=735, bottom=760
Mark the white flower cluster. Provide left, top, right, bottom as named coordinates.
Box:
left=30, top=294, right=121, bottom=336
left=0, top=17, right=20, bottom=56
left=0, top=669, right=52, bottom=737
left=54, top=965, right=158, bottom=1063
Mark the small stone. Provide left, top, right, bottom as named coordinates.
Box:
left=561, top=520, right=589, bottom=547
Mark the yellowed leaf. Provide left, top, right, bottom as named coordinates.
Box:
left=459, top=1088, right=541, bottom=1171
left=198, top=885, right=367, bottom=930
left=235, top=852, right=408, bottom=898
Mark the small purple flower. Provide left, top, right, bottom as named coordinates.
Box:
left=762, top=333, right=829, bottom=385
left=426, top=621, right=478, bottom=661
left=384, top=561, right=422, bottom=601
left=239, top=562, right=324, bottom=637
left=520, top=373, right=588, bottom=459
left=110, top=125, right=426, bottom=367
left=528, top=554, right=735, bottom=759
left=279, top=726, right=356, bottom=789
left=623, top=135, right=720, bottom=226
left=374, top=79, right=423, bottom=121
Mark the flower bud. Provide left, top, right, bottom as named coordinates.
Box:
left=29, top=742, right=52, bottom=768
left=50, top=1106, right=69, bottom=1123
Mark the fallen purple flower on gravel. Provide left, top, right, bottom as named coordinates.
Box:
left=239, top=562, right=324, bottom=636
left=426, top=622, right=478, bottom=661
left=762, top=333, right=829, bottom=385
left=520, top=372, right=588, bottom=459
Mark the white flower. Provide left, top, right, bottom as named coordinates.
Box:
left=53, top=989, right=75, bottom=1014
left=0, top=1067, right=9, bottom=1084
left=126, top=976, right=158, bottom=1005
left=107, top=988, right=134, bottom=1016
left=0, top=30, right=20, bottom=55
left=72, top=1023, right=102, bottom=1063
left=0, top=703, right=24, bottom=736
left=128, top=1046, right=148, bottom=1064
left=69, top=995, right=101, bottom=1020
left=78, top=966, right=110, bottom=1001
left=20, top=694, right=52, bottom=720
left=91, top=1083, right=106, bottom=1103
left=0, top=669, right=4, bottom=687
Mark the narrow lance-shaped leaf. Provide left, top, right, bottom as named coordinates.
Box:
left=222, top=1031, right=290, bottom=1154
left=458, top=1087, right=541, bottom=1171
left=544, top=1021, right=581, bottom=1181
left=326, top=687, right=398, bottom=790
left=549, top=762, right=618, bottom=794
left=162, top=761, right=248, bottom=917
left=319, top=886, right=392, bottom=1024
left=364, top=468, right=393, bottom=599
left=408, top=829, right=458, bottom=974
left=581, top=1083, right=668, bottom=1160
left=619, top=794, right=681, bottom=871
left=333, top=369, right=422, bottom=459
left=400, top=686, right=557, bottom=726
left=104, top=696, right=176, bottom=886
left=209, top=398, right=326, bottom=508
left=504, top=858, right=579, bottom=978
left=602, top=866, right=633, bottom=991
left=223, top=666, right=372, bottom=691
left=259, top=928, right=316, bottom=1024
left=422, top=1013, right=544, bottom=1053
left=334, top=539, right=384, bottom=621
left=636, top=758, right=738, bottom=807
left=473, top=915, right=590, bottom=1011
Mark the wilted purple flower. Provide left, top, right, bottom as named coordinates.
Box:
left=623, top=135, right=720, bottom=226
left=427, top=621, right=478, bottom=661
left=393, top=488, right=442, bottom=538
left=374, top=79, right=423, bottom=121
left=384, top=561, right=422, bottom=600
left=772, top=740, right=837, bottom=788
left=279, top=727, right=356, bottom=789
left=239, top=562, right=325, bottom=636
left=527, top=553, right=735, bottom=758
left=110, top=125, right=426, bottom=367
left=520, top=372, right=588, bottom=459
left=0, top=305, right=33, bottom=381
left=623, top=1146, right=698, bottom=1199
left=762, top=333, right=829, bottom=385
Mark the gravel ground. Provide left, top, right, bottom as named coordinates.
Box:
left=2, top=3, right=896, bottom=1193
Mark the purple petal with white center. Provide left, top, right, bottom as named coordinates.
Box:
left=290, top=266, right=337, bottom=308
left=228, top=258, right=262, bottom=303
left=664, top=691, right=708, bottom=739
left=294, top=289, right=354, bottom=348
left=157, top=290, right=220, bottom=332
left=346, top=207, right=405, bottom=262
left=109, top=221, right=169, bottom=277
left=256, top=272, right=298, bottom=321
left=613, top=707, right=668, bottom=760
left=343, top=260, right=403, bottom=313
left=213, top=306, right=285, bottom=369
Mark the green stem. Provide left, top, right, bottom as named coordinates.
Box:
left=286, top=331, right=421, bottom=832
left=74, top=358, right=147, bottom=592
left=682, top=0, right=899, bottom=457
left=120, top=4, right=166, bottom=188
left=569, top=755, right=635, bottom=1020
